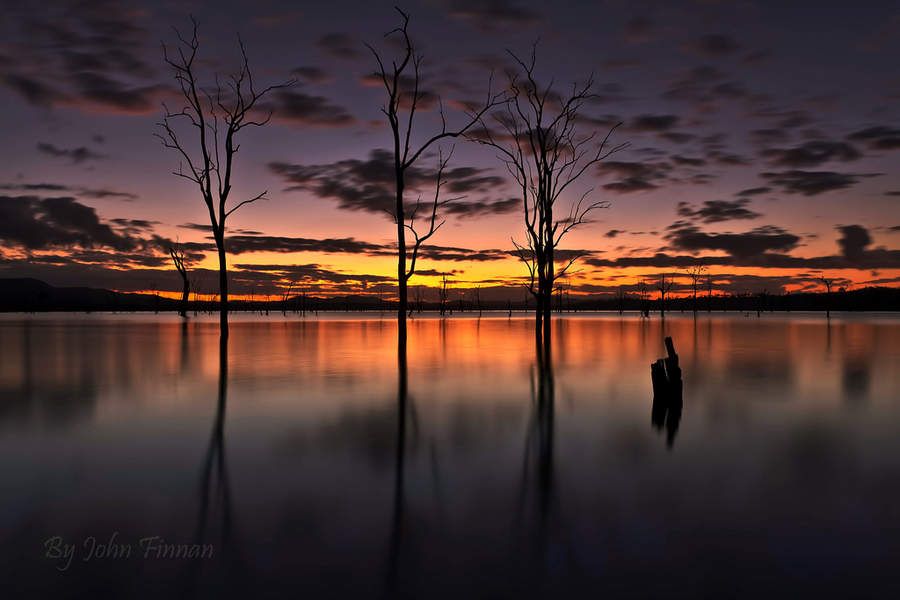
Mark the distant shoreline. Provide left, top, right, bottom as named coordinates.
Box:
left=2, top=277, right=899, bottom=313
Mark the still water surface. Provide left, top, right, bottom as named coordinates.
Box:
left=1, top=312, right=899, bottom=598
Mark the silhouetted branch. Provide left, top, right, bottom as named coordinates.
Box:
left=157, top=17, right=292, bottom=336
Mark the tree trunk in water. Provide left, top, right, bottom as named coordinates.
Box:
left=542, top=287, right=552, bottom=351
left=216, top=236, right=229, bottom=339
left=180, top=278, right=190, bottom=319
left=396, top=177, right=407, bottom=346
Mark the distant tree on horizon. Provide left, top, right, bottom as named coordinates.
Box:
left=657, top=273, right=675, bottom=319
left=686, top=263, right=706, bottom=315
left=819, top=275, right=834, bottom=320
left=156, top=18, right=291, bottom=338
left=168, top=244, right=190, bottom=318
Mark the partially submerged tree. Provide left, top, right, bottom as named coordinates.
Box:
left=686, top=263, right=706, bottom=315
left=157, top=18, right=290, bottom=338
left=819, top=276, right=834, bottom=319
left=471, top=47, right=626, bottom=347
left=639, top=279, right=650, bottom=317
left=657, top=273, right=675, bottom=319
left=366, top=8, right=506, bottom=347
left=439, top=274, right=450, bottom=317
left=168, top=244, right=190, bottom=318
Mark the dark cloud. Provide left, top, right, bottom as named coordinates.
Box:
left=226, top=235, right=387, bottom=255
left=586, top=224, right=900, bottom=270
left=0, top=182, right=137, bottom=201
left=676, top=199, right=762, bottom=223
left=178, top=222, right=214, bottom=232
left=598, top=161, right=672, bottom=193
left=1, top=73, right=65, bottom=106
left=442, top=197, right=519, bottom=218
left=706, top=150, right=750, bottom=166
left=110, top=218, right=158, bottom=232
left=36, top=143, right=106, bottom=164
left=269, top=149, right=505, bottom=216
left=761, top=170, right=876, bottom=196
left=418, top=245, right=508, bottom=262
left=831, top=225, right=900, bottom=268
left=684, top=34, right=741, bottom=57
left=847, top=126, right=900, bottom=150
left=836, top=225, right=871, bottom=261
left=315, top=33, right=362, bottom=59
left=233, top=263, right=392, bottom=286
left=605, top=229, right=624, bottom=238
left=659, top=132, right=696, bottom=144
left=662, top=65, right=754, bottom=114
left=671, top=155, right=706, bottom=167
left=1, top=1, right=166, bottom=114
left=267, top=89, right=356, bottom=127
left=0, top=195, right=139, bottom=251
left=761, top=140, right=861, bottom=167
left=443, top=0, right=540, bottom=30
left=291, top=66, right=331, bottom=84
left=359, top=72, right=441, bottom=111
left=665, top=222, right=799, bottom=257
left=628, top=114, right=679, bottom=132
left=68, top=71, right=165, bottom=113
left=736, top=186, right=771, bottom=197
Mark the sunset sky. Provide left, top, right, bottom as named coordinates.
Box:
left=1, top=0, right=898, bottom=301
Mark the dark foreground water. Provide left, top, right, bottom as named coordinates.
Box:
left=1, top=312, right=899, bottom=598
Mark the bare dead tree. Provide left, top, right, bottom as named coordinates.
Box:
left=168, top=244, right=190, bottom=318
left=639, top=279, right=649, bottom=317
left=281, top=280, right=295, bottom=316
left=366, top=8, right=506, bottom=347
left=686, top=263, right=706, bottom=315
left=439, top=274, right=449, bottom=316
left=413, top=285, right=423, bottom=313
left=819, top=276, right=834, bottom=320
left=470, top=46, right=626, bottom=348
left=657, top=273, right=675, bottom=319
left=156, top=18, right=291, bottom=338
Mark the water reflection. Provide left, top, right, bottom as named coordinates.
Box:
left=0, top=314, right=899, bottom=597
left=519, top=341, right=558, bottom=590
left=195, top=336, right=234, bottom=551
left=650, top=337, right=683, bottom=449
left=385, top=336, right=409, bottom=594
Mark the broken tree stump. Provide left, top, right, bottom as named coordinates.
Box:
left=651, top=336, right=683, bottom=448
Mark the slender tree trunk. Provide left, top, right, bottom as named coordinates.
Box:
left=215, top=233, right=229, bottom=338
left=396, top=177, right=408, bottom=346
left=180, top=278, right=190, bottom=318
left=543, top=257, right=553, bottom=348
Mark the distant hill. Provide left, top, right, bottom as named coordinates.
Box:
left=0, top=278, right=177, bottom=312
left=0, top=278, right=898, bottom=313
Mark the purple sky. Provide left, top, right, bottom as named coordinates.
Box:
left=1, top=0, right=898, bottom=299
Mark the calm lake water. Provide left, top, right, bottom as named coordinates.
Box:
left=1, top=312, right=899, bottom=598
